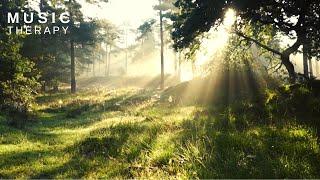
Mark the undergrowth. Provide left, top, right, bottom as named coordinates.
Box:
left=0, top=86, right=320, bottom=178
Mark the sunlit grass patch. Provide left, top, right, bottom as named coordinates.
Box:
left=171, top=116, right=320, bottom=178
left=1, top=87, right=320, bottom=179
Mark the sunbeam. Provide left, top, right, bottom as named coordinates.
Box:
left=194, top=8, right=236, bottom=71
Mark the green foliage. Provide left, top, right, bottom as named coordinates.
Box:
left=20, top=0, right=114, bottom=91
left=0, top=34, right=39, bottom=127
left=265, top=84, right=320, bottom=118
left=0, top=1, right=40, bottom=126
left=172, top=0, right=319, bottom=51
left=171, top=0, right=319, bottom=80
left=0, top=88, right=320, bottom=178
left=137, top=19, right=156, bottom=41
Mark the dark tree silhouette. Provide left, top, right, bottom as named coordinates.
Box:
left=172, top=0, right=320, bottom=82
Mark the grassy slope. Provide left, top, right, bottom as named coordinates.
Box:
left=0, top=88, right=320, bottom=179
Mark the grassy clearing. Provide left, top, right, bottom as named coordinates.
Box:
left=0, top=88, right=320, bottom=178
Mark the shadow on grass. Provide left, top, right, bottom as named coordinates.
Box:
left=31, top=122, right=161, bottom=179
left=0, top=115, right=62, bottom=146
left=2, top=71, right=320, bottom=179
left=172, top=110, right=320, bottom=179
left=0, top=149, right=63, bottom=179
left=35, top=90, right=154, bottom=130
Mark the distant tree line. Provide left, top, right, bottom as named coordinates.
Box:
left=0, top=0, right=116, bottom=125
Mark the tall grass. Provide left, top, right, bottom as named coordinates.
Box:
left=0, top=87, right=320, bottom=178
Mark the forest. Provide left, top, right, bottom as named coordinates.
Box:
left=0, top=0, right=320, bottom=179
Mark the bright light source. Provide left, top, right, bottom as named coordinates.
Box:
left=224, top=8, right=236, bottom=27
left=193, top=8, right=237, bottom=69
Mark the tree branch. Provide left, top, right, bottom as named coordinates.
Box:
left=235, top=31, right=282, bottom=56
left=282, top=35, right=304, bottom=56
left=273, top=62, right=283, bottom=73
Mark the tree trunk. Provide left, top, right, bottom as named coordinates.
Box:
left=125, top=29, right=128, bottom=75
left=105, top=43, right=108, bottom=77
left=159, top=0, right=165, bottom=90
left=309, top=59, right=313, bottom=78
left=70, top=39, right=76, bottom=93
left=303, top=43, right=309, bottom=78
left=69, top=0, right=76, bottom=94
left=236, top=31, right=302, bottom=83
left=281, top=36, right=303, bottom=82
left=178, top=51, right=182, bottom=81
left=316, top=61, right=319, bottom=78
left=107, top=45, right=111, bottom=76
left=281, top=54, right=296, bottom=83
left=40, top=0, right=44, bottom=11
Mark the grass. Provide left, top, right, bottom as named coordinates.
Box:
left=0, top=87, right=320, bottom=178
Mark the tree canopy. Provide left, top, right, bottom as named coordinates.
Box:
left=172, top=0, right=320, bottom=81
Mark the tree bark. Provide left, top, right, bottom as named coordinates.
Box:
left=69, top=0, right=76, bottom=93
left=236, top=31, right=302, bottom=82
left=309, top=59, right=313, bottom=78
left=92, top=53, right=95, bottom=77
left=107, top=45, right=111, bottom=76
left=178, top=51, right=182, bottom=81
left=281, top=36, right=303, bottom=82
left=303, top=43, right=309, bottom=78
left=159, top=0, right=165, bottom=89
left=316, top=60, right=319, bottom=78
left=281, top=54, right=296, bottom=83
left=125, top=29, right=128, bottom=75
left=40, top=0, right=44, bottom=11
left=105, top=43, right=108, bottom=77
left=70, top=39, right=76, bottom=93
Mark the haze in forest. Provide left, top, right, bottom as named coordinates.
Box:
left=1, top=0, right=320, bottom=178
left=76, top=2, right=319, bottom=86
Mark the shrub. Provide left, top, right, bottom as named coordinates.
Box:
left=0, top=34, right=40, bottom=127
left=265, top=83, right=320, bottom=131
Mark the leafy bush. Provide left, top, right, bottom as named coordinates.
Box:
left=265, top=84, right=319, bottom=117
left=0, top=34, right=39, bottom=127
left=265, top=83, right=320, bottom=132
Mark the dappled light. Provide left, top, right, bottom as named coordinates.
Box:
left=1, top=0, right=320, bottom=179
left=174, top=8, right=271, bottom=107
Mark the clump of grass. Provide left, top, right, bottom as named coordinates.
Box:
left=0, top=88, right=320, bottom=179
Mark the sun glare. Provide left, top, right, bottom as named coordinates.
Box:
left=193, top=8, right=236, bottom=71
left=224, top=8, right=236, bottom=27
left=180, top=62, right=194, bottom=82
left=80, top=0, right=157, bottom=27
